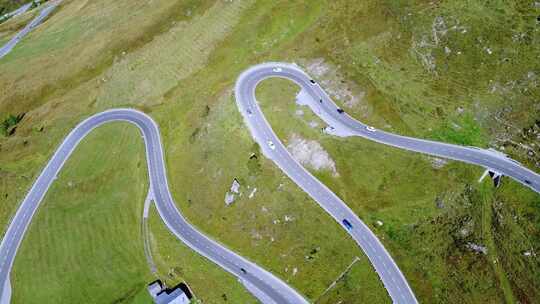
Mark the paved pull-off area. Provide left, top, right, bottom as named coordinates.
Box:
left=234, top=62, right=540, bottom=304
left=0, top=109, right=308, bottom=304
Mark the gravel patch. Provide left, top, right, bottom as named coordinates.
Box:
left=287, top=133, right=338, bottom=176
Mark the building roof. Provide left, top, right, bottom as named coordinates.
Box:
left=155, top=288, right=190, bottom=304
left=148, top=281, right=163, bottom=298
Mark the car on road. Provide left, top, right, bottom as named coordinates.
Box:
left=337, top=108, right=345, bottom=114
left=267, top=140, right=276, bottom=150
left=524, top=179, right=532, bottom=185
left=342, top=219, right=353, bottom=230
left=246, top=108, right=252, bottom=116
left=310, top=79, right=316, bottom=84
left=366, top=126, right=376, bottom=132
left=273, top=67, right=282, bottom=72
left=241, top=268, right=247, bottom=274
left=319, top=99, right=323, bottom=103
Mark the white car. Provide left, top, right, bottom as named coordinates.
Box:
left=267, top=140, right=276, bottom=150
left=273, top=67, right=282, bottom=73
left=366, top=126, right=376, bottom=132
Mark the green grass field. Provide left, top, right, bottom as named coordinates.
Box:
left=0, top=0, right=539, bottom=303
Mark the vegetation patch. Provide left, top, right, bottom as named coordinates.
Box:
left=0, top=113, right=24, bottom=136
left=429, top=114, right=487, bottom=146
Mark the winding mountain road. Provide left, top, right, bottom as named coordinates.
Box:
left=0, top=109, right=308, bottom=304
left=235, top=62, right=540, bottom=303
left=0, top=60, right=538, bottom=304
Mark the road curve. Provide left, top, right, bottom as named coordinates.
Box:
left=0, top=109, right=308, bottom=304
left=0, top=1, right=61, bottom=59
left=235, top=62, right=540, bottom=304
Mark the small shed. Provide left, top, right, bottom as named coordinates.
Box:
left=148, top=280, right=192, bottom=304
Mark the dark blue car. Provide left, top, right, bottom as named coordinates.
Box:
left=342, top=219, right=353, bottom=230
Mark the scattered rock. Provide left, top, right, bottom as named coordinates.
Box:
left=444, top=46, right=452, bottom=55
left=251, top=229, right=262, bottom=240
left=435, top=196, right=445, bottom=209
left=459, top=228, right=470, bottom=237
left=376, top=220, right=383, bottom=226
left=523, top=250, right=536, bottom=257
left=292, top=267, right=298, bottom=276
left=249, top=188, right=257, bottom=199
left=430, top=157, right=448, bottom=169
left=466, top=242, right=488, bottom=255
left=284, top=215, right=294, bottom=222
left=458, top=219, right=474, bottom=238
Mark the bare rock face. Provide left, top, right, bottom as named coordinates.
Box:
left=286, top=133, right=338, bottom=176
left=301, top=58, right=371, bottom=115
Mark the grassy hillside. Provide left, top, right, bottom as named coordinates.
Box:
left=0, top=0, right=27, bottom=15
left=0, top=0, right=539, bottom=303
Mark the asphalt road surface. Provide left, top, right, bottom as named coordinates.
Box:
left=235, top=62, right=540, bottom=304
left=0, top=3, right=32, bottom=21
left=0, top=60, right=538, bottom=303
left=0, top=1, right=61, bottom=59
left=0, top=109, right=308, bottom=304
